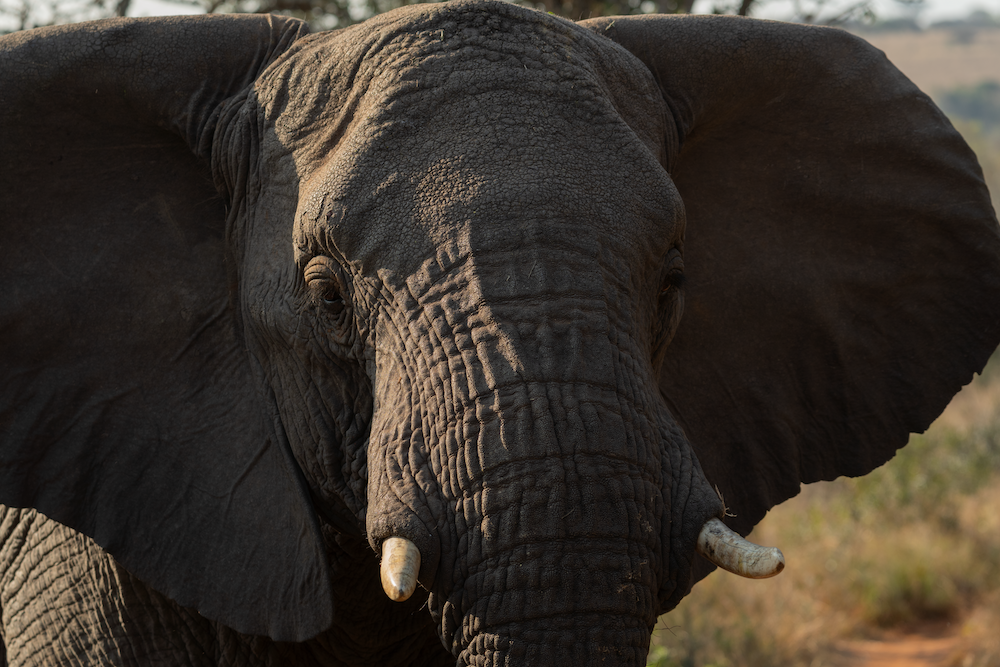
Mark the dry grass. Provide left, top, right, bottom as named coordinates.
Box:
left=647, top=354, right=1000, bottom=667
left=960, top=590, right=1000, bottom=667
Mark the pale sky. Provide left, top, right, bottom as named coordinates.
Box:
left=124, top=0, right=1000, bottom=24
left=4, top=0, right=1000, bottom=32
left=718, top=0, right=1000, bottom=24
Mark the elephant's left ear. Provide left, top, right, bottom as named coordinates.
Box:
left=0, top=15, right=332, bottom=641
left=581, top=16, right=1000, bottom=539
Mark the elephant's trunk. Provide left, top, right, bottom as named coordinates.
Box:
left=360, top=235, right=726, bottom=663
left=366, top=368, right=721, bottom=664
left=444, top=536, right=658, bottom=665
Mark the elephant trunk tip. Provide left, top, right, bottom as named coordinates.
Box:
left=380, top=536, right=421, bottom=601
left=696, top=517, right=785, bottom=579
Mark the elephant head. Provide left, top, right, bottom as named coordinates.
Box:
left=2, top=2, right=999, bottom=665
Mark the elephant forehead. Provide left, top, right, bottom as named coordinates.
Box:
left=282, top=2, right=679, bottom=279
left=294, top=111, right=680, bottom=281
left=261, top=0, right=670, bottom=182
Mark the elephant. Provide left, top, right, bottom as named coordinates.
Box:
left=2, top=1, right=1000, bottom=664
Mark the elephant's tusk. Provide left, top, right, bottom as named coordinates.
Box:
left=380, top=537, right=421, bottom=602
left=696, top=517, right=785, bottom=579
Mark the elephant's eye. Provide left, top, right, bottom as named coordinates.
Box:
left=304, top=256, right=347, bottom=314
left=660, top=271, right=686, bottom=295
left=308, top=278, right=345, bottom=314
left=651, top=251, right=686, bottom=368
left=319, top=282, right=344, bottom=306
left=660, top=248, right=686, bottom=297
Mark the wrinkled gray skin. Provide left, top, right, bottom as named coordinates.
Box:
left=2, top=1, right=1000, bottom=666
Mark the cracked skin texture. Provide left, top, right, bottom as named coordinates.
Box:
left=1, top=1, right=1000, bottom=665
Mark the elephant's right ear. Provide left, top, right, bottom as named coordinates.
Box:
left=0, top=16, right=331, bottom=641
left=581, top=16, right=1000, bottom=549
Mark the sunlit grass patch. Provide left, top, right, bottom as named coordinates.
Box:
left=649, top=473, right=1000, bottom=666
left=961, top=589, right=1000, bottom=667
left=648, top=350, right=1000, bottom=667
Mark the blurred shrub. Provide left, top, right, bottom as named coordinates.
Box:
left=962, top=590, right=1000, bottom=667
left=940, top=82, right=1000, bottom=129
left=952, top=119, right=1000, bottom=204
left=844, top=520, right=994, bottom=627
left=939, top=82, right=1000, bottom=205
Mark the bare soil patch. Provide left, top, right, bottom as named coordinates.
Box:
left=830, top=623, right=965, bottom=667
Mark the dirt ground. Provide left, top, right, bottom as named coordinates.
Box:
left=829, top=623, right=966, bottom=667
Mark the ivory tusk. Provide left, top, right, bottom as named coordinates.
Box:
left=380, top=537, right=421, bottom=602
left=696, top=517, right=785, bottom=579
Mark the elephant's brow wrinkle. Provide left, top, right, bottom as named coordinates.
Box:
left=382, top=251, right=475, bottom=301
left=450, top=451, right=660, bottom=497
left=371, top=283, right=469, bottom=425
left=462, top=378, right=628, bottom=405
left=468, top=292, right=607, bottom=310
left=459, top=534, right=660, bottom=582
